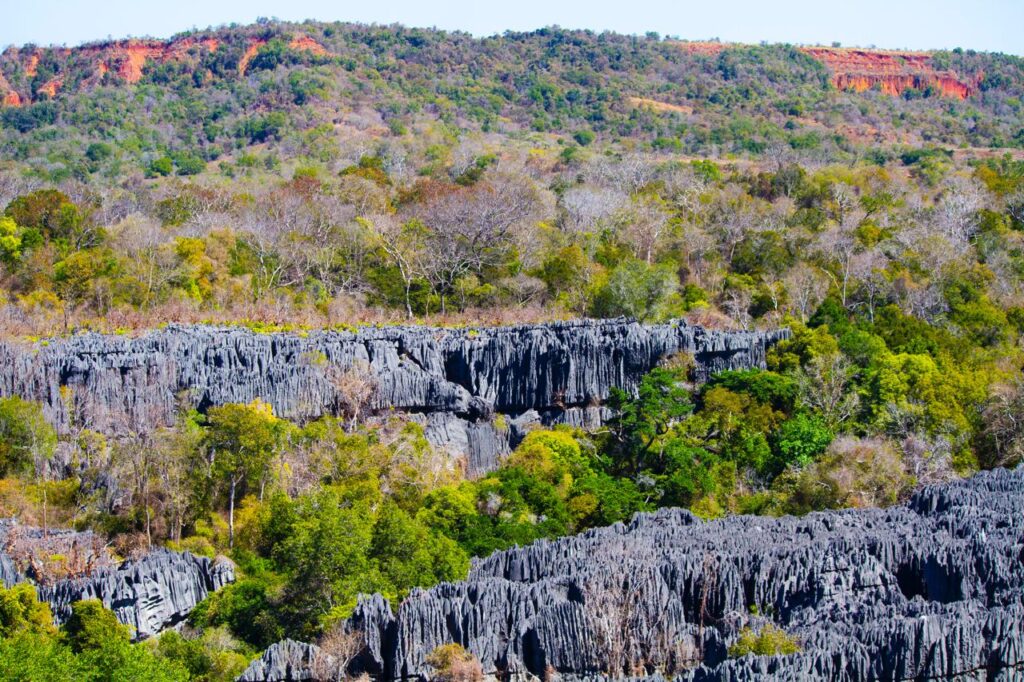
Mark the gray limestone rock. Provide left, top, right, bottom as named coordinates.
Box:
left=0, top=522, right=234, bottom=641
left=38, top=548, right=235, bottom=639
left=237, top=640, right=329, bottom=682
left=0, top=319, right=787, bottom=475
left=240, top=467, right=1024, bottom=681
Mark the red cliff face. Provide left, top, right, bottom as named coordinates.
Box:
left=0, top=34, right=330, bottom=105
left=800, top=46, right=974, bottom=99
left=237, top=39, right=267, bottom=75
left=0, top=71, right=21, bottom=106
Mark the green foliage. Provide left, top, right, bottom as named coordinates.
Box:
left=591, top=260, right=678, bottom=322
left=5, top=189, right=82, bottom=244
left=206, top=401, right=288, bottom=499
left=0, top=216, right=25, bottom=265
left=0, top=583, right=55, bottom=638
left=147, top=156, right=174, bottom=178
left=62, top=599, right=131, bottom=653
left=154, top=629, right=251, bottom=682
left=771, top=413, right=833, bottom=473
left=239, top=113, right=287, bottom=144
left=609, top=367, right=694, bottom=459
left=0, top=397, right=57, bottom=477
left=572, top=130, right=595, bottom=146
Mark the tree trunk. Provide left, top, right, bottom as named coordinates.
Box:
left=228, top=477, right=237, bottom=549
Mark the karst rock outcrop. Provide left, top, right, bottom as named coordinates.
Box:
left=0, top=521, right=234, bottom=640
left=0, top=319, right=788, bottom=475
left=240, top=466, right=1024, bottom=681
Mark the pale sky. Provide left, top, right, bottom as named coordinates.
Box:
left=2, top=0, right=1021, bottom=55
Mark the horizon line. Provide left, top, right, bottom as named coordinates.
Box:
left=1, top=19, right=1019, bottom=57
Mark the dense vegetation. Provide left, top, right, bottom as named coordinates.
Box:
left=1, top=18, right=1024, bottom=682
left=2, top=21, right=1024, bottom=184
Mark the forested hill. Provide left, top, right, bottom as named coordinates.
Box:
left=1, top=21, right=1023, bottom=182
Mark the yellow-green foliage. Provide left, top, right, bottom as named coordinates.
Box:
left=0, top=583, right=55, bottom=637
left=425, top=642, right=482, bottom=681
left=728, top=624, right=801, bottom=657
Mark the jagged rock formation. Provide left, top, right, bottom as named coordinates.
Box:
left=238, top=640, right=330, bottom=682
left=0, top=520, right=234, bottom=640
left=0, top=319, right=788, bottom=475
left=239, top=467, right=1024, bottom=681
left=799, top=47, right=975, bottom=99
left=38, top=549, right=235, bottom=640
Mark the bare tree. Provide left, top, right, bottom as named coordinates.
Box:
left=797, top=353, right=860, bottom=429
left=813, top=223, right=858, bottom=308
left=363, top=214, right=424, bottom=318
left=711, top=186, right=763, bottom=262
left=560, top=186, right=629, bottom=234
left=1007, top=188, right=1024, bottom=228
left=623, top=196, right=671, bottom=264
left=113, top=433, right=161, bottom=547
left=586, top=154, right=658, bottom=195
left=329, top=360, right=379, bottom=430
left=722, top=288, right=752, bottom=330
left=848, top=248, right=889, bottom=323
left=782, top=264, right=829, bottom=322
left=312, top=626, right=365, bottom=681
left=412, top=176, right=540, bottom=313
left=936, top=175, right=986, bottom=243
left=981, top=377, right=1024, bottom=468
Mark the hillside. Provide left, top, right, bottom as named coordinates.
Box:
left=0, top=22, right=1022, bottom=184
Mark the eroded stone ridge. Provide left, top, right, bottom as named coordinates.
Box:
left=0, top=525, right=234, bottom=641
left=0, top=320, right=788, bottom=475
left=38, top=549, right=235, bottom=640
left=237, top=640, right=327, bottom=682
left=241, top=467, right=1024, bottom=681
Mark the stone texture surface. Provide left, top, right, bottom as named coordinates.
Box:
left=38, top=548, right=235, bottom=639
left=0, top=320, right=787, bottom=475
left=0, top=522, right=234, bottom=641
left=240, top=467, right=1024, bottom=681
left=237, top=640, right=330, bottom=682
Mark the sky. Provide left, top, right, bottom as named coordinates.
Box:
left=2, top=0, right=1022, bottom=55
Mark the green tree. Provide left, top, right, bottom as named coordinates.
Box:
left=729, top=624, right=801, bottom=657
left=147, top=156, right=174, bottom=178
left=0, top=583, right=55, bottom=638
left=0, top=397, right=56, bottom=477
left=591, top=259, right=678, bottom=322
left=62, top=600, right=131, bottom=653
left=272, top=485, right=376, bottom=634
left=0, top=216, right=24, bottom=265
left=5, top=189, right=83, bottom=245
left=608, top=367, right=693, bottom=470
left=206, top=400, right=289, bottom=547
left=370, top=501, right=469, bottom=602
left=770, top=413, right=833, bottom=474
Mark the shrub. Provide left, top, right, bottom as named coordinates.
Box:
left=728, top=624, right=801, bottom=657
left=425, top=643, right=483, bottom=682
